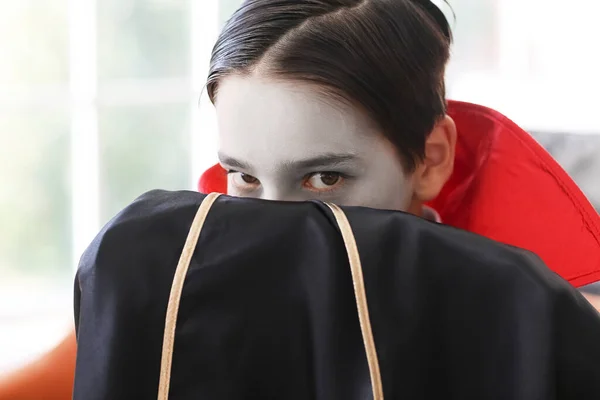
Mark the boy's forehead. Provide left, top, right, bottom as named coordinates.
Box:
left=215, top=75, right=379, bottom=169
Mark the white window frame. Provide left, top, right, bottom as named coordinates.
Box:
left=69, top=0, right=100, bottom=269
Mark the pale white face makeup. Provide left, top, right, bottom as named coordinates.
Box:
left=215, top=75, right=414, bottom=211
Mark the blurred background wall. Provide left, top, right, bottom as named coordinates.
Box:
left=1, top=0, right=599, bottom=372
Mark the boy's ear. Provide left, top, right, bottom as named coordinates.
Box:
left=411, top=115, right=457, bottom=203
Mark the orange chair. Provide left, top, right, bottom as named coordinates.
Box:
left=2, top=101, right=599, bottom=400
left=0, top=331, right=76, bottom=400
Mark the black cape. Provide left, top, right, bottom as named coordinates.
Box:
left=73, top=190, right=600, bottom=399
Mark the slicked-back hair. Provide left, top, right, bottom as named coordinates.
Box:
left=207, top=0, right=452, bottom=171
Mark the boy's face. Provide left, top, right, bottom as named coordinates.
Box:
left=215, top=75, right=415, bottom=211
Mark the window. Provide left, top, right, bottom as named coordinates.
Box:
left=446, top=0, right=600, bottom=135
left=0, top=0, right=221, bottom=372
left=1, top=0, right=598, bottom=372
left=0, top=1, right=72, bottom=371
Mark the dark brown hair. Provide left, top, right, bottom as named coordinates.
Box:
left=207, top=0, right=452, bottom=171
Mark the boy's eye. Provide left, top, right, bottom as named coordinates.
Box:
left=229, top=171, right=260, bottom=188
left=239, top=173, right=258, bottom=184
left=304, top=172, right=344, bottom=192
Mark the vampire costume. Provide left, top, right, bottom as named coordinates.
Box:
left=73, top=189, right=600, bottom=400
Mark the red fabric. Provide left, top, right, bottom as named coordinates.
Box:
left=198, top=100, right=600, bottom=288
left=199, top=164, right=228, bottom=195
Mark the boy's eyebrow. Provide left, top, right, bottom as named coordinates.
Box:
left=218, top=153, right=251, bottom=170
left=218, top=152, right=359, bottom=172
left=283, top=153, right=359, bottom=170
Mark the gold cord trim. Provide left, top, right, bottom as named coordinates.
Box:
left=325, top=202, right=384, bottom=400
left=157, top=193, right=221, bottom=400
